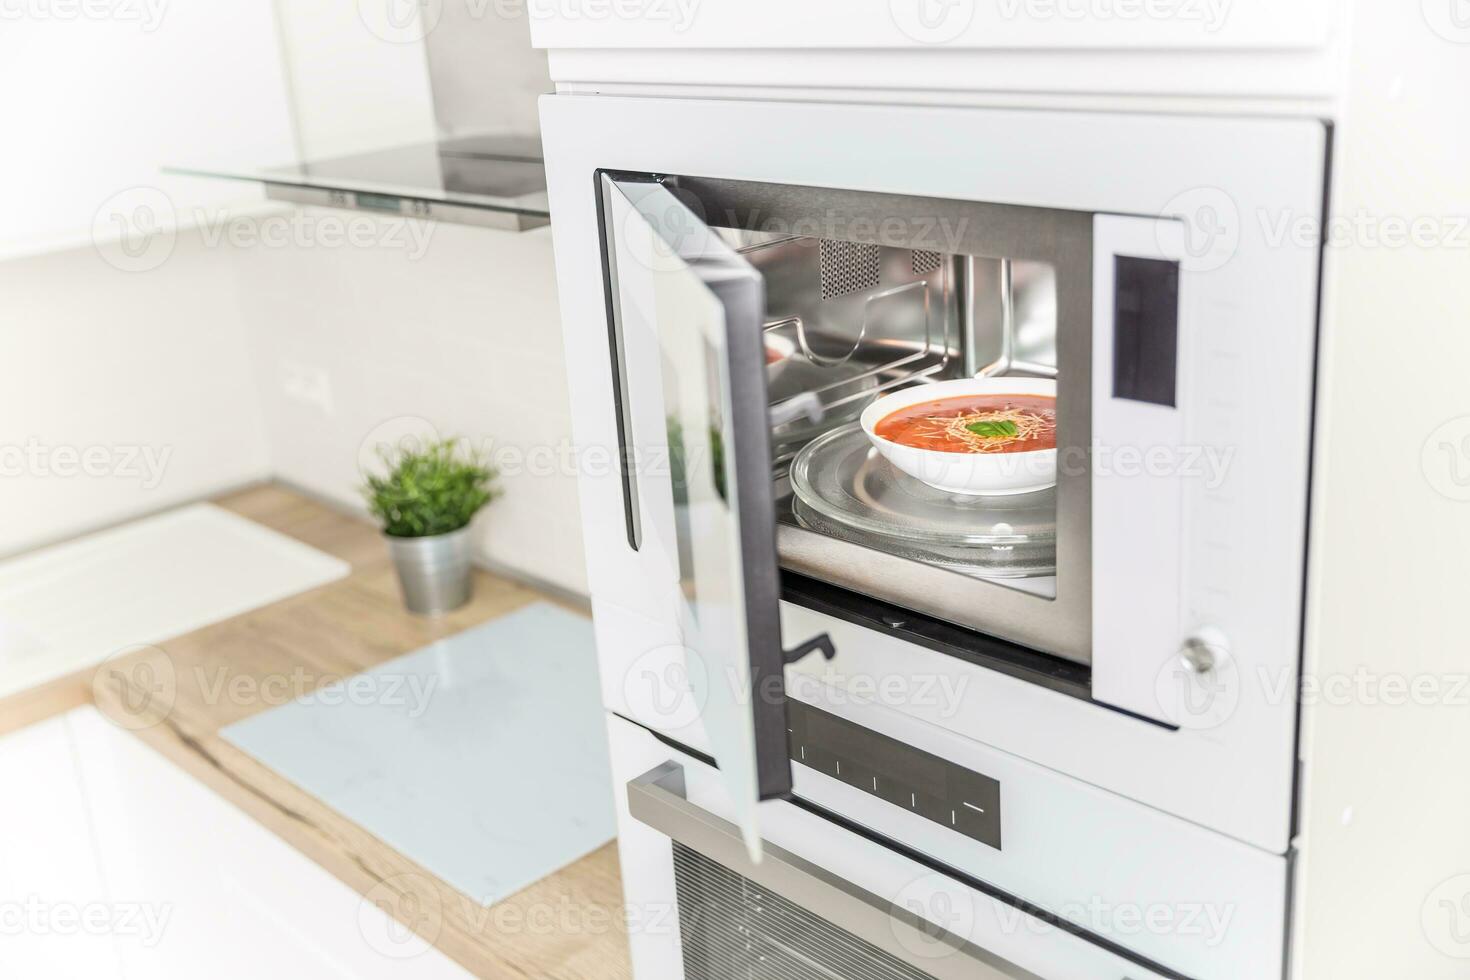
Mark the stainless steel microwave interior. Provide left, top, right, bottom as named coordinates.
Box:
left=606, top=175, right=1096, bottom=667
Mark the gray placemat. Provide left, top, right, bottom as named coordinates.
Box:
left=223, top=601, right=614, bottom=905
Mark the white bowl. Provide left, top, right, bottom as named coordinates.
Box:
left=860, top=378, right=1058, bottom=496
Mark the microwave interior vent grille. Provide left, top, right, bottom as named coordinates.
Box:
left=911, top=249, right=943, bottom=276
left=671, top=841, right=939, bottom=980
left=818, top=239, right=881, bottom=300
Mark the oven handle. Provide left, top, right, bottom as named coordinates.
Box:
left=627, top=761, right=1045, bottom=980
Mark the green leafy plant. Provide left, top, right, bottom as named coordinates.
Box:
left=362, top=438, right=500, bottom=538
left=966, top=419, right=1019, bottom=439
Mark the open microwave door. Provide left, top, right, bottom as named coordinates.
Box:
left=599, top=174, right=832, bottom=860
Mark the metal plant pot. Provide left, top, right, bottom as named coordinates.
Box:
left=386, top=527, right=473, bottom=614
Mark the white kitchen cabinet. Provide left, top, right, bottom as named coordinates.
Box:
left=0, top=708, right=471, bottom=980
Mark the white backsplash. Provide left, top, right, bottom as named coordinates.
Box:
left=235, top=214, right=589, bottom=596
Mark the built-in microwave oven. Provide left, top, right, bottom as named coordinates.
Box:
left=542, top=94, right=1326, bottom=978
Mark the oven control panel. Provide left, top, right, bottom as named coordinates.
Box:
left=787, top=702, right=1002, bottom=850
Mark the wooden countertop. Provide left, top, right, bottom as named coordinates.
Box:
left=77, top=485, right=632, bottom=980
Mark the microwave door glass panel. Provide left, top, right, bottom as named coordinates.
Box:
left=602, top=176, right=791, bottom=856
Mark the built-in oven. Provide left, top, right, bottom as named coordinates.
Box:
left=542, top=94, right=1325, bottom=977
left=606, top=712, right=1289, bottom=980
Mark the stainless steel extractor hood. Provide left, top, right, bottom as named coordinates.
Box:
left=172, top=2, right=554, bottom=231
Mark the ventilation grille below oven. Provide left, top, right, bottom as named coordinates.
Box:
left=818, top=239, right=881, bottom=299
left=911, top=249, right=943, bottom=275
left=672, top=841, right=940, bottom=980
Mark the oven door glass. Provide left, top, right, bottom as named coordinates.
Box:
left=601, top=174, right=833, bottom=857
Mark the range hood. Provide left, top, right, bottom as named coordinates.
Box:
left=171, top=134, right=549, bottom=232
left=174, top=3, right=552, bottom=231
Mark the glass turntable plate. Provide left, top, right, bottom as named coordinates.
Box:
left=788, top=424, right=1057, bottom=578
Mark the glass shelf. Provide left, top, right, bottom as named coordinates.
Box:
left=168, top=134, right=549, bottom=231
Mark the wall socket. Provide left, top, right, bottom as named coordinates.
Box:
left=279, top=359, right=333, bottom=414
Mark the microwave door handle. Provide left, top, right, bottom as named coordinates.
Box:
left=628, top=762, right=1045, bottom=980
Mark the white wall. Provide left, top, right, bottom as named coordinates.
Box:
left=236, top=216, right=588, bottom=595
left=0, top=1, right=295, bottom=257
left=0, top=0, right=291, bottom=555
left=0, top=229, right=272, bottom=558
left=1294, top=1, right=1470, bottom=977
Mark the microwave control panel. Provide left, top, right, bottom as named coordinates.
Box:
left=787, top=702, right=1002, bottom=850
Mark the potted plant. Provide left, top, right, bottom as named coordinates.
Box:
left=362, top=438, right=500, bottom=614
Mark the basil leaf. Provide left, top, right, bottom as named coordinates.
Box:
left=966, top=419, right=1019, bottom=439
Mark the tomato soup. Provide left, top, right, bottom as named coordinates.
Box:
left=874, top=393, right=1057, bottom=454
